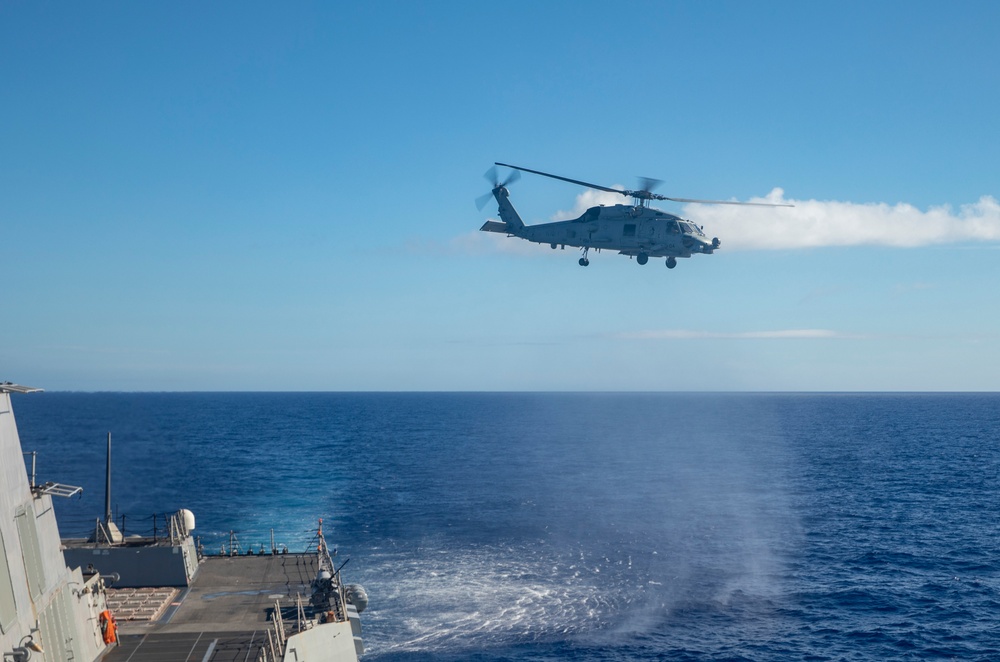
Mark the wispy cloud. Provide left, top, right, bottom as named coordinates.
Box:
left=616, top=329, right=853, bottom=340
left=797, top=285, right=848, bottom=306
left=616, top=329, right=1000, bottom=342
left=890, top=281, right=936, bottom=297
left=439, top=231, right=554, bottom=256
left=34, top=344, right=169, bottom=355
left=684, top=190, right=1000, bottom=250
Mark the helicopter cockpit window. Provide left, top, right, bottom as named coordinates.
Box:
left=667, top=221, right=680, bottom=234
left=679, top=222, right=704, bottom=235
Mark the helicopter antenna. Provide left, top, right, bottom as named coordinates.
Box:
left=495, top=162, right=793, bottom=208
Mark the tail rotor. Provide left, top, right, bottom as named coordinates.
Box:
left=476, top=166, right=521, bottom=210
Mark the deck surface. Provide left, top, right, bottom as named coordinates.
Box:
left=104, top=553, right=317, bottom=662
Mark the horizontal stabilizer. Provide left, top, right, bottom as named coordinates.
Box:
left=480, top=220, right=509, bottom=233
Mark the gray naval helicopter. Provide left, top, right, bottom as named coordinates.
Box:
left=478, top=162, right=792, bottom=268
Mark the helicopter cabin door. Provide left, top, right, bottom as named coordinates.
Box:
left=637, top=219, right=657, bottom=249
left=622, top=220, right=654, bottom=249
left=621, top=221, right=638, bottom=249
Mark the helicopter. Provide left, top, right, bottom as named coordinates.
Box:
left=478, top=162, right=792, bottom=268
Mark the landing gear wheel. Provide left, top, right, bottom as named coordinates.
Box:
left=666, top=257, right=677, bottom=269
left=637, top=253, right=649, bottom=266
left=578, top=258, right=590, bottom=267
left=550, top=243, right=558, bottom=249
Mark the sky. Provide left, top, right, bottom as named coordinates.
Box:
left=2, top=1, right=999, bottom=391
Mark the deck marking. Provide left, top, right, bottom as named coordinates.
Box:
left=160, top=585, right=192, bottom=624
left=242, top=630, right=258, bottom=662
left=183, top=631, right=204, bottom=662
left=122, top=633, right=151, bottom=662
left=200, top=638, right=218, bottom=662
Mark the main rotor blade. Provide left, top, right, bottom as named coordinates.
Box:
left=661, top=196, right=795, bottom=208
left=495, top=162, right=627, bottom=197
left=494, top=162, right=794, bottom=208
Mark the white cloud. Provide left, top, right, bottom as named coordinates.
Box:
left=465, top=188, right=1000, bottom=254
left=683, top=190, right=1000, bottom=250
left=617, top=329, right=851, bottom=340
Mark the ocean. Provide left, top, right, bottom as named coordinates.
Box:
left=12, top=392, right=1000, bottom=660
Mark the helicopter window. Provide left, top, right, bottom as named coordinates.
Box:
left=667, top=221, right=680, bottom=234
left=623, top=224, right=636, bottom=237
left=678, top=222, right=705, bottom=236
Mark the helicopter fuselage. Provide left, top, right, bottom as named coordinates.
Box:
left=479, top=184, right=720, bottom=267
left=518, top=204, right=717, bottom=258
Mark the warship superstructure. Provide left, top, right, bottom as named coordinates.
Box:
left=1, top=384, right=366, bottom=662
left=1, top=383, right=112, bottom=661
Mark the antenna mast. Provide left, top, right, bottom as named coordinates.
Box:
left=105, top=432, right=112, bottom=525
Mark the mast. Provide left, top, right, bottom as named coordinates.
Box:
left=105, top=432, right=113, bottom=525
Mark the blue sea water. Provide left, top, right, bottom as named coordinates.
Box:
left=11, top=392, right=1000, bottom=661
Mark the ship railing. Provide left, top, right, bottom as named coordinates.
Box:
left=168, top=510, right=190, bottom=545
left=224, top=530, right=244, bottom=556
left=260, top=598, right=286, bottom=662
left=92, top=519, right=117, bottom=546
left=314, top=519, right=350, bottom=623
left=259, top=594, right=321, bottom=661
left=333, top=572, right=349, bottom=623
left=296, top=593, right=311, bottom=632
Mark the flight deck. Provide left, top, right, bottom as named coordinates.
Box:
left=104, top=553, right=323, bottom=662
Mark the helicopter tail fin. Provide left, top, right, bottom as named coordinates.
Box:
left=490, top=185, right=524, bottom=233
left=479, top=185, right=525, bottom=235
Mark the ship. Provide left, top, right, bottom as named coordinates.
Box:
left=1, top=383, right=367, bottom=662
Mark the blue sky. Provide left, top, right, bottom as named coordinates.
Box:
left=2, top=1, right=999, bottom=391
